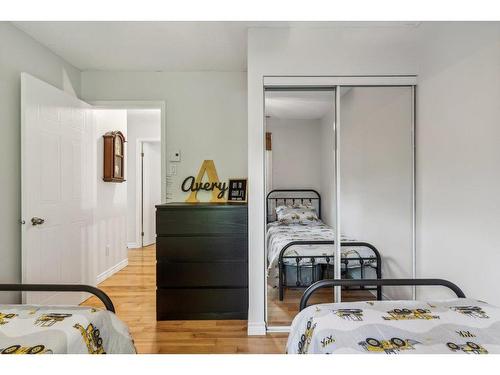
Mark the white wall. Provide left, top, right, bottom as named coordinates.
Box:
left=81, top=71, right=248, bottom=203
left=93, top=110, right=129, bottom=282
left=126, top=109, right=161, bottom=247
left=416, top=22, right=500, bottom=302
left=0, top=22, right=82, bottom=302
left=266, top=118, right=322, bottom=191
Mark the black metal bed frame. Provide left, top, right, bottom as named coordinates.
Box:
left=278, top=241, right=382, bottom=301
left=0, top=284, right=115, bottom=313
left=266, top=189, right=382, bottom=301
left=267, top=189, right=321, bottom=223
left=299, top=278, right=466, bottom=311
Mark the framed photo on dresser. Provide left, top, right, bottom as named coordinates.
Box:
left=227, top=179, right=247, bottom=202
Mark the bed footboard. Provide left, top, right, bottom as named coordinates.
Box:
left=0, top=284, right=115, bottom=313
left=278, top=241, right=382, bottom=301
left=299, top=278, right=466, bottom=311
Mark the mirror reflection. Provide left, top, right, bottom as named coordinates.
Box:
left=265, top=87, right=414, bottom=327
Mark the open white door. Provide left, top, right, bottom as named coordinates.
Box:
left=141, top=141, right=161, bottom=246
left=21, top=73, right=94, bottom=305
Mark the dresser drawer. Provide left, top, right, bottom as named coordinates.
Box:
left=156, top=236, right=247, bottom=262
left=156, top=206, right=247, bottom=235
left=156, top=288, right=248, bottom=320
left=157, top=261, right=248, bottom=287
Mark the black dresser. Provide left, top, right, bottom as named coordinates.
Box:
left=156, top=202, right=248, bottom=320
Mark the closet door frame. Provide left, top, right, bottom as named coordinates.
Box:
left=263, top=76, right=417, bottom=331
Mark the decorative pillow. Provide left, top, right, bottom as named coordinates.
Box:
left=276, top=204, right=319, bottom=224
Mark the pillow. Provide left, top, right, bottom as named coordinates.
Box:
left=275, top=204, right=319, bottom=224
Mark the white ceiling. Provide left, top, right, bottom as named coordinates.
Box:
left=12, top=21, right=420, bottom=72
left=265, top=91, right=335, bottom=120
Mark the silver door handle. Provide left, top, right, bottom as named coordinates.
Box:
left=31, top=217, right=45, bottom=226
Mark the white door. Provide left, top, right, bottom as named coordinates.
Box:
left=21, top=73, right=93, bottom=305
left=141, top=141, right=161, bottom=246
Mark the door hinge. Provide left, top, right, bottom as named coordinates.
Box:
left=141, top=152, right=144, bottom=157
left=141, top=232, right=144, bottom=236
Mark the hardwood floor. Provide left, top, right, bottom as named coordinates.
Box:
left=81, top=245, right=288, bottom=354
left=267, top=285, right=375, bottom=326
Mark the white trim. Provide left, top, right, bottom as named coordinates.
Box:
left=247, top=321, right=267, bottom=336
left=334, top=86, right=342, bottom=302
left=89, top=100, right=167, bottom=203
left=136, top=138, right=161, bottom=248
left=264, top=75, right=417, bottom=87
left=266, top=326, right=290, bottom=334
left=127, top=242, right=139, bottom=249
left=96, top=258, right=128, bottom=285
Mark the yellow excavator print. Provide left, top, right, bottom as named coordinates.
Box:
left=332, top=308, right=363, bottom=321
left=383, top=308, right=439, bottom=320
left=0, top=313, right=17, bottom=325
left=0, top=344, right=52, bottom=354
left=297, top=318, right=317, bottom=354
left=359, top=337, right=420, bottom=354
left=35, top=313, right=72, bottom=327
left=73, top=323, right=105, bottom=354
left=451, top=306, right=489, bottom=319
left=447, top=341, right=488, bottom=354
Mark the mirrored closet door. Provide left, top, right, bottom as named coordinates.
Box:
left=264, top=84, right=415, bottom=328
left=265, top=89, right=339, bottom=327
left=339, top=86, right=414, bottom=302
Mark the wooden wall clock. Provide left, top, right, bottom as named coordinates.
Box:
left=103, top=131, right=126, bottom=182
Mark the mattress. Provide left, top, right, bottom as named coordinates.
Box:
left=266, top=220, right=377, bottom=287
left=0, top=304, right=136, bottom=354
left=287, top=298, right=500, bottom=354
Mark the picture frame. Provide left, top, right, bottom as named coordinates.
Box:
left=227, top=178, right=247, bottom=202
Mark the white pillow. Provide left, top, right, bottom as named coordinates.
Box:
left=275, top=204, right=319, bottom=224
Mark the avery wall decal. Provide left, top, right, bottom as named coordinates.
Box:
left=181, top=160, right=228, bottom=203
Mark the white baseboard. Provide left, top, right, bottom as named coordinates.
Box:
left=247, top=321, right=267, bottom=336
left=96, top=258, right=128, bottom=284
left=127, top=242, right=139, bottom=249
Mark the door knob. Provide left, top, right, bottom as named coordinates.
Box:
left=31, top=217, right=45, bottom=226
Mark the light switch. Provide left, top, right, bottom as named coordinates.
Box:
left=169, top=164, right=177, bottom=176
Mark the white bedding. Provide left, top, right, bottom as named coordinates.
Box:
left=266, top=220, right=378, bottom=287
left=287, top=298, right=500, bottom=354
left=0, top=304, right=135, bottom=354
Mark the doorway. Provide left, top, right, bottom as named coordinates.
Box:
left=140, top=140, right=161, bottom=247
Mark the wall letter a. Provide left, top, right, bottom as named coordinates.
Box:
left=185, top=160, right=226, bottom=203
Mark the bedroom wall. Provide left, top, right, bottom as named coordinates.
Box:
left=415, top=22, right=500, bottom=303
left=81, top=71, right=248, bottom=203
left=0, top=22, right=82, bottom=303
left=126, top=109, right=161, bottom=248
left=266, top=118, right=322, bottom=193
left=93, top=110, right=129, bottom=283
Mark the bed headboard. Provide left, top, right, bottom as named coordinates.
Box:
left=266, top=189, right=321, bottom=223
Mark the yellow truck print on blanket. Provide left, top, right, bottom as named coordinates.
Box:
left=383, top=308, right=439, bottom=320
left=359, top=337, right=420, bottom=354
left=1, top=344, right=52, bottom=354
left=74, top=323, right=105, bottom=354
left=0, top=313, right=17, bottom=325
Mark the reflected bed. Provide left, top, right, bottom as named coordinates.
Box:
left=266, top=189, right=382, bottom=301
